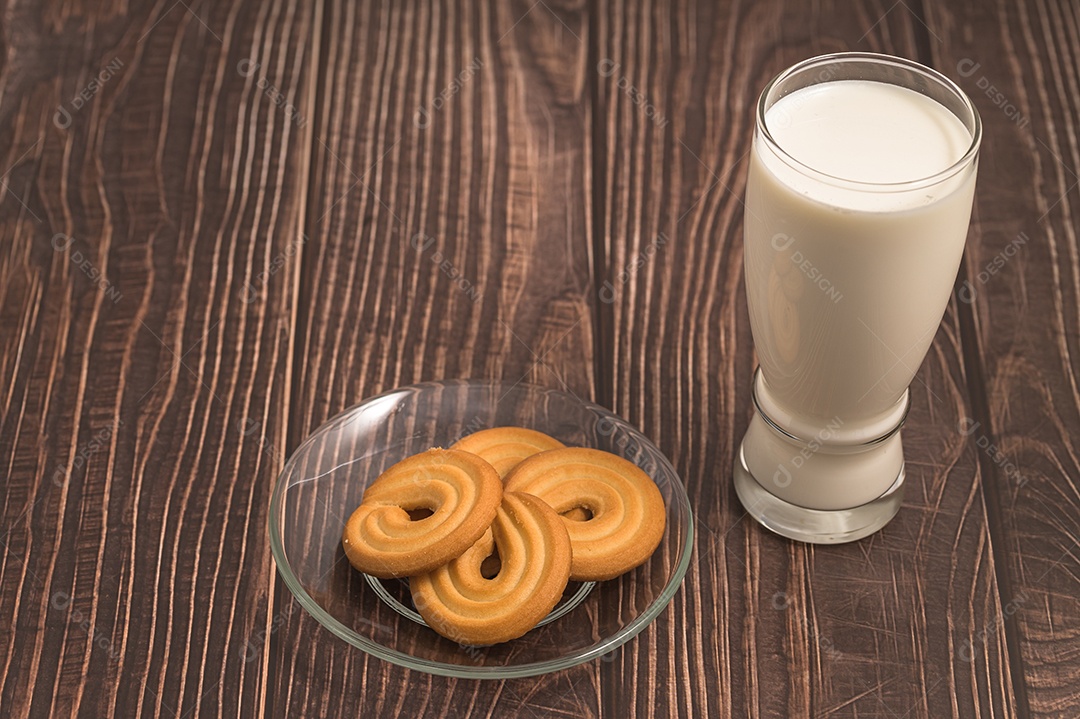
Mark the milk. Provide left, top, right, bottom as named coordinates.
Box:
left=743, top=80, right=977, bottom=509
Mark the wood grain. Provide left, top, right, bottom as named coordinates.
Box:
left=926, top=0, right=1080, bottom=715
left=0, top=0, right=313, bottom=716
left=594, top=0, right=1011, bottom=716
left=2, top=0, right=1079, bottom=717
left=266, top=1, right=600, bottom=717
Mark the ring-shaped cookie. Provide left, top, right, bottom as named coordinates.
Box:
left=504, top=447, right=665, bottom=581
left=410, top=492, right=572, bottom=645
left=342, top=448, right=502, bottom=578
left=450, top=426, right=566, bottom=478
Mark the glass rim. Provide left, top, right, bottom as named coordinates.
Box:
left=756, top=52, right=983, bottom=192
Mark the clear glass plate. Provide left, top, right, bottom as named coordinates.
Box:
left=269, top=380, right=694, bottom=678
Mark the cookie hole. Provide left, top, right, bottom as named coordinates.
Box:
left=480, top=548, right=501, bottom=579
left=406, top=507, right=434, bottom=521
left=561, top=506, right=593, bottom=522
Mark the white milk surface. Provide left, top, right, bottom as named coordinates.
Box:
left=743, top=80, right=977, bottom=509
left=767, top=80, right=971, bottom=187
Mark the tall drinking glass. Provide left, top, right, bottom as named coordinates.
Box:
left=735, top=53, right=982, bottom=543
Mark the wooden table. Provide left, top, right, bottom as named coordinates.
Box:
left=2, top=1, right=1077, bottom=716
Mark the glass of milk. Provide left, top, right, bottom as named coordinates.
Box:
left=735, top=53, right=981, bottom=543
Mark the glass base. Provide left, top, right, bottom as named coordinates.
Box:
left=733, top=444, right=905, bottom=544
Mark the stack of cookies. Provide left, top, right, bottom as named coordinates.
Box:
left=341, top=427, right=666, bottom=645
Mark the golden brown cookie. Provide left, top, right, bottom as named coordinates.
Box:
left=450, top=426, right=566, bottom=478
left=561, top=507, right=591, bottom=521
left=410, top=492, right=572, bottom=645
left=504, top=447, right=665, bottom=581
left=342, top=448, right=502, bottom=578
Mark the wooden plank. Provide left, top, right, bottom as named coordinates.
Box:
left=926, top=0, right=1080, bottom=715
left=593, top=0, right=1012, bottom=716
left=267, top=1, right=600, bottom=717
left=0, top=0, right=314, bottom=716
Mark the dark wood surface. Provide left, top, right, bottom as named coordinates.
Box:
left=0, top=1, right=1075, bottom=717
